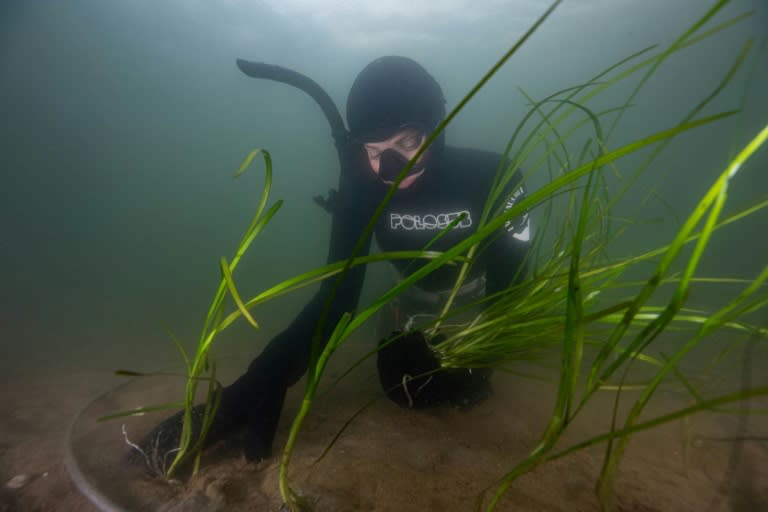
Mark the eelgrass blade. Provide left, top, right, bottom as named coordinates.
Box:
left=564, top=158, right=603, bottom=421
left=190, top=357, right=222, bottom=476
left=312, top=395, right=381, bottom=465
left=220, top=256, right=259, bottom=329
left=233, top=148, right=274, bottom=239
left=197, top=198, right=284, bottom=351
left=200, top=149, right=275, bottom=342
left=279, top=312, right=352, bottom=508
left=97, top=402, right=187, bottom=422
left=168, top=330, right=191, bottom=374
left=546, top=385, right=768, bottom=464
left=663, top=352, right=706, bottom=405
left=113, top=370, right=146, bottom=377
left=111, top=369, right=223, bottom=382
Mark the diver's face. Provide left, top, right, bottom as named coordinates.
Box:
left=364, top=127, right=428, bottom=189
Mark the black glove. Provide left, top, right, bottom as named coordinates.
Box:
left=134, top=319, right=325, bottom=473
left=376, top=330, right=492, bottom=410
left=134, top=368, right=287, bottom=474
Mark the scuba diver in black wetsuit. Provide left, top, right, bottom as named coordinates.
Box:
left=140, top=56, right=531, bottom=464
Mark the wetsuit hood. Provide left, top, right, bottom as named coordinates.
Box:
left=346, top=56, right=446, bottom=145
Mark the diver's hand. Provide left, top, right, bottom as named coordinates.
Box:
left=133, top=370, right=287, bottom=473
left=241, top=376, right=287, bottom=461
left=377, top=330, right=492, bottom=409
left=377, top=330, right=441, bottom=408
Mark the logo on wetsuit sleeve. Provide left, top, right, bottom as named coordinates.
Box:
left=390, top=210, right=473, bottom=231
left=504, top=186, right=531, bottom=242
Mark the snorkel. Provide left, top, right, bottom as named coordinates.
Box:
left=235, top=59, right=354, bottom=211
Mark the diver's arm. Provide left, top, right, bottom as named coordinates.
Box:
left=249, top=189, right=374, bottom=386
left=247, top=165, right=376, bottom=386
left=220, top=169, right=376, bottom=460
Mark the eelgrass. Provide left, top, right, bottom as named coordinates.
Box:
left=101, top=148, right=285, bottom=476
left=100, top=1, right=767, bottom=510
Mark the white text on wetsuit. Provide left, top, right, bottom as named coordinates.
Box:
left=389, top=210, right=473, bottom=231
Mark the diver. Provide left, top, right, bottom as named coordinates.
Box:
left=141, top=56, right=531, bottom=463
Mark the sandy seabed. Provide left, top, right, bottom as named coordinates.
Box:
left=1, top=352, right=767, bottom=512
